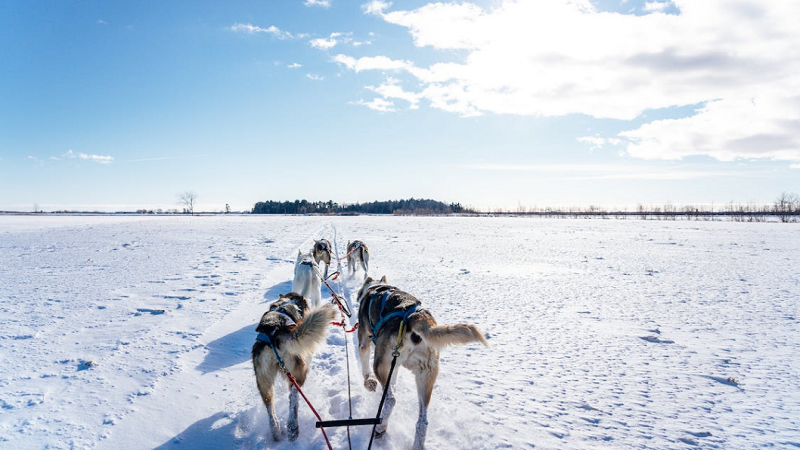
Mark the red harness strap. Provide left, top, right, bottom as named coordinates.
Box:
left=285, top=372, right=333, bottom=450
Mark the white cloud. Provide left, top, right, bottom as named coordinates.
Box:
left=352, top=98, right=395, bottom=112
left=363, top=1, right=392, bottom=15
left=310, top=32, right=351, bottom=50
left=366, top=77, right=420, bottom=109
left=459, top=163, right=745, bottom=180
left=306, top=73, right=325, bottom=81
left=577, top=136, right=623, bottom=150
left=63, top=149, right=114, bottom=164
left=97, top=19, right=108, bottom=25
left=342, top=0, right=800, bottom=164
left=332, top=54, right=414, bottom=72
left=228, top=23, right=293, bottom=39
left=288, top=62, right=303, bottom=69
left=305, top=0, right=331, bottom=7
left=643, top=1, right=671, bottom=12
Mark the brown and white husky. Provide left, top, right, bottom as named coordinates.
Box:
left=356, top=276, right=488, bottom=450
left=346, top=240, right=370, bottom=279
left=252, top=293, right=336, bottom=441
left=312, top=239, right=333, bottom=279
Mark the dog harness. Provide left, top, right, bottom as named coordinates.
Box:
left=256, top=300, right=305, bottom=368
left=317, top=241, right=331, bottom=254
left=365, top=287, right=419, bottom=344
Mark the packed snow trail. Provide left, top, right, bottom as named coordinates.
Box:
left=2, top=216, right=800, bottom=449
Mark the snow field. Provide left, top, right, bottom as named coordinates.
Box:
left=1, top=216, right=799, bottom=449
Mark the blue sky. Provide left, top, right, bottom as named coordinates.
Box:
left=1, top=0, right=799, bottom=212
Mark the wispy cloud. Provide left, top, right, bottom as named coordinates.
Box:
left=351, top=98, right=395, bottom=112
left=305, top=0, right=331, bottom=8
left=97, top=19, right=108, bottom=25
left=577, top=136, right=623, bottom=151
left=459, top=163, right=747, bottom=180
left=287, top=62, right=303, bottom=69
left=228, top=23, right=293, bottom=39
left=64, top=149, right=114, bottom=164
left=306, top=73, right=325, bottom=81
left=310, top=32, right=351, bottom=50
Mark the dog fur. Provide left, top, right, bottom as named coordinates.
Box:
left=356, top=276, right=488, bottom=450
left=312, top=239, right=332, bottom=279
left=252, top=293, right=337, bottom=441
left=292, top=250, right=322, bottom=308
left=346, top=240, right=370, bottom=279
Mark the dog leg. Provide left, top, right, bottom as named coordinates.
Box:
left=358, top=335, right=377, bottom=391
left=287, top=384, right=299, bottom=441
left=286, top=357, right=307, bottom=442
left=255, top=362, right=282, bottom=441
left=374, top=355, right=399, bottom=437
left=411, top=364, right=437, bottom=450
left=362, top=250, right=369, bottom=277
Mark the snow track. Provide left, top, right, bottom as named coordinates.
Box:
left=2, top=216, right=799, bottom=449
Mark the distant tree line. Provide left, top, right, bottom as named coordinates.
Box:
left=251, top=198, right=469, bottom=215
left=477, top=192, right=800, bottom=222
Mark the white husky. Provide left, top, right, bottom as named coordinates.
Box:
left=292, top=251, right=321, bottom=308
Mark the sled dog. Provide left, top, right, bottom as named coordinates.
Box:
left=346, top=240, right=370, bottom=279
left=292, top=251, right=322, bottom=308
left=356, top=276, right=488, bottom=450
left=252, top=293, right=336, bottom=441
left=312, top=239, right=333, bottom=279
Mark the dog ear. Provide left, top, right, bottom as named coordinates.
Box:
left=364, top=276, right=373, bottom=284
left=279, top=293, right=287, bottom=299
left=380, top=275, right=387, bottom=283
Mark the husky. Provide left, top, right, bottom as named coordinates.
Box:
left=346, top=240, right=370, bottom=279
left=356, top=276, right=488, bottom=450
left=252, top=293, right=337, bottom=441
left=292, top=251, right=322, bottom=308
left=312, top=239, right=333, bottom=279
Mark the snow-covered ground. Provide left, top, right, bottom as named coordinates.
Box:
left=1, top=216, right=799, bottom=449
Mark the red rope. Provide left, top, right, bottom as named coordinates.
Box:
left=331, top=321, right=359, bottom=332
left=285, top=372, right=333, bottom=450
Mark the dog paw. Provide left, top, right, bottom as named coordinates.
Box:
left=364, top=377, right=378, bottom=392
left=287, top=424, right=299, bottom=442
left=375, top=426, right=387, bottom=439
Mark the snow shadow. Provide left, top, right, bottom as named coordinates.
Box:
left=263, top=280, right=292, bottom=302
left=196, top=323, right=256, bottom=374
left=153, top=411, right=240, bottom=450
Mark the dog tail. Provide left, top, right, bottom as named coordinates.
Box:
left=411, top=315, right=488, bottom=349
left=284, top=304, right=337, bottom=357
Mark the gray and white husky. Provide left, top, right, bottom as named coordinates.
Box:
left=312, top=239, right=333, bottom=279
left=292, top=251, right=322, bottom=308
left=346, top=240, right=370, bottom=279
left=252, top=293, right=336, bottom=441
left=356, top=276, right=488, bottom=450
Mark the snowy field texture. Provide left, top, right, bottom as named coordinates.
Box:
left=1, top=215, right=799, bottom=450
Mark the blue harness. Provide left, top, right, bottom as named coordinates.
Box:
left=255, top=301, right=303, bottom=369
left=367, top=289, right=419, bottom=344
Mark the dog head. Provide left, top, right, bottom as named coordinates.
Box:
left=256, top=293, right=310, bottom=334
left=357, top=275, right=387, bottom=302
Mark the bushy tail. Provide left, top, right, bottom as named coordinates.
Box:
left=284, top=304, right=337, bottom=357
left=412, top=319, right=489, bottom=349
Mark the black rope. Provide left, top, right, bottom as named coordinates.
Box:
left=367, top=354, right=399, bottom=450
left=343, top=321, right=353, bottom=450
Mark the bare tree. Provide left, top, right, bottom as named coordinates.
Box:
left=178, top=191, right=197, bottom=215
